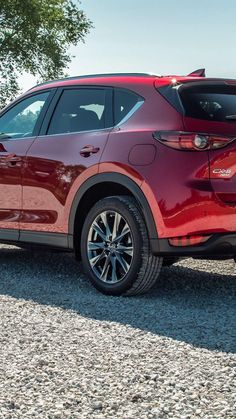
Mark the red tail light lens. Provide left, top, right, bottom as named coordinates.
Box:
left=153, top=131, right=234, bottom=151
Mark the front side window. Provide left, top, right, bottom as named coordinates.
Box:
left=47, top=88, right=107, bottom=135
left=114, top=89, right=143, bottom=125
left=0, top=92, right=50, bottom=140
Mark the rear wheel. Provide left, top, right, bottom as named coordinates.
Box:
left=80, top=196, right=163, bottom=296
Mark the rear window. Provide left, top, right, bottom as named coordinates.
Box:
left=179, top=84, right=236, bottom=121
left=114, top=89, right=143, bottom=125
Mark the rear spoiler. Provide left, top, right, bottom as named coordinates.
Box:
left=187, top=68, right=206, bottom=77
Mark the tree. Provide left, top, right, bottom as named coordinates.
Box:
left=0, top=0, right=92, bottom=108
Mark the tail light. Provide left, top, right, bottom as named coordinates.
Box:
left=153, top=131, right=234, bottom=151
left=169, top=235, right=211, bottom=247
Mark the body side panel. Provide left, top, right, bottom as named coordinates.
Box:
left=20, top=131, right=109, bottom=233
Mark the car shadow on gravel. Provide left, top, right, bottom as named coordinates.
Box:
left=0, top=247, right=235, bottom=353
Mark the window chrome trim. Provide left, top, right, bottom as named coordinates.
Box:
left=43, top=127, right=113, bottom=138
left=116, top=99, right=144, bottom=127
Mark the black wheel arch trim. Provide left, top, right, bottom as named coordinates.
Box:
left=68, top=172, right=158, bottom=240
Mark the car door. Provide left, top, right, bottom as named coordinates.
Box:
left=0, top=90, right=53, bottom=240
left=20, top=86, right=113, bottom=244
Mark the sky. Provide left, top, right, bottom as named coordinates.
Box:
left=20, top=0, right=236, bottom=91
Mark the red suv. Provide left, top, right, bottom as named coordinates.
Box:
left=0, top=69, right=236, bottom=295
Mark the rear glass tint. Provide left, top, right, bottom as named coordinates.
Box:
left=114, top=89, right=143, bottom=125
left=179, top=84, right=236, bottom=121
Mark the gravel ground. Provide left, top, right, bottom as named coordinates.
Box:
left=0, top=244, right=235, bottom=419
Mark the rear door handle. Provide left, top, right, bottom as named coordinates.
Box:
left=80, top=145, right=100, bottom=157
left=5, top=154, right=22, bottom=167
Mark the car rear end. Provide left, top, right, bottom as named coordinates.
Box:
left=152, top=76, right=236, bottom=259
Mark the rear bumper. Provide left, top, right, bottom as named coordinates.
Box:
left=151, top=234, right=236, bottom=258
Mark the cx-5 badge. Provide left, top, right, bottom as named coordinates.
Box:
left=212, top=168, right=232, bottom=176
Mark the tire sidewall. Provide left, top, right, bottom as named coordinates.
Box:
left=80, top=197, right=145, bottom=295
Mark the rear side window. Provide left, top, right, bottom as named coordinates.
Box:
left=114, top=89, right=143, bottom=125
left=47, top=88, right=108, bottom=135
left=179, top=84, right=236, bottom=121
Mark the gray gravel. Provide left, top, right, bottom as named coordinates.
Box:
left=0, top=244, right=235, bottom=418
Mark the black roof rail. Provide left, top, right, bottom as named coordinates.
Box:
left=29, top=72, right=160, bottom=90
left=187, top=68, right=206, bottom=77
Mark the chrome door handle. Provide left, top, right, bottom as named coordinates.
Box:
left=80, top=145, right=100, bottom=157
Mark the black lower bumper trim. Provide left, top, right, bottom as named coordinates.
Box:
left=151, top=234, right=236, bottom=258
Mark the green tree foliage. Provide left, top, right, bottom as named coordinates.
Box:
left=0, top=0, right=92, bottom=108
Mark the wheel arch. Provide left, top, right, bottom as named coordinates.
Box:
left=68, top=173, right=158, bottom=255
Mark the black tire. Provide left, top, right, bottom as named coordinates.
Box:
left=80, top=196, right=163, bottom=296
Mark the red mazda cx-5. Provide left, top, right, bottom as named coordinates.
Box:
left=0, top=69, right=236, bottom=295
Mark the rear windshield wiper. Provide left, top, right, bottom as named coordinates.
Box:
left=225, top=115, right=236, bottom=120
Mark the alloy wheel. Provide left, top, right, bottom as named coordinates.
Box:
left=87, top=210, right=134, bottom=283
